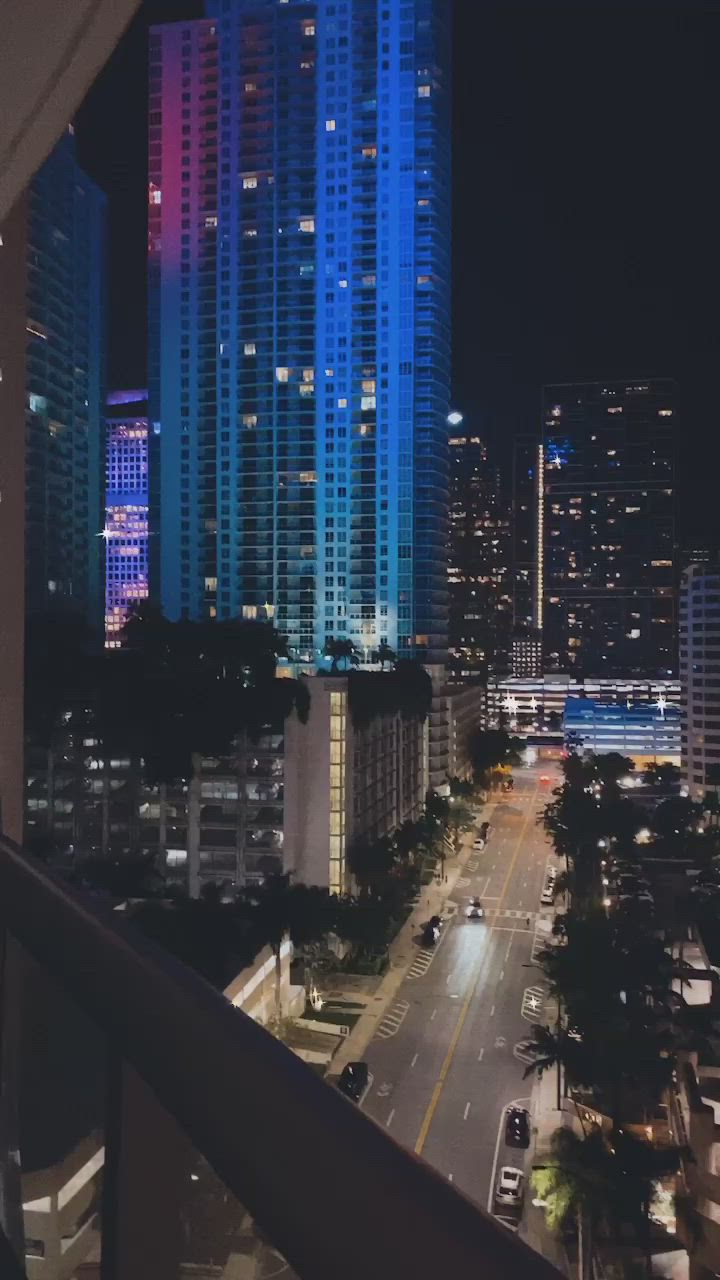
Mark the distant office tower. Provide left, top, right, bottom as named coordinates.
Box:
left=448, top=427, right=511, bottom=671
left=539, top=380, right=676, bottom=675
left=26, top=126, right=106, bottom=626
left=510, top=627, right=542, bottom=678
left=148, top=1, right=451, bottom=661
left=680, top=564, right=720, bottom=800
left=512, top=433, right=541, bottom=634
left=105, top=391, right=150, bottom=647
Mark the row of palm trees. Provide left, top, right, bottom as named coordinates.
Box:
left=526, top=752, right=716, bottom=1272
left=348, top=785, right=476, bottom=897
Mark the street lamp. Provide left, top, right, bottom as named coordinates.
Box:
left=447, top=410, right=463, bottom=426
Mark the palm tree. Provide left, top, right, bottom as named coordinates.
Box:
left=523, top=1023, right=595, bottom=1111
left=323, top=636, right=360, bottom=673
left=236, top=875, right=335, bottom=1024
left=347, top=834, right=395, bottom=896
left=372, top=640, right=396, bottom=670
left=532, top=1127, right=617, bottom=1280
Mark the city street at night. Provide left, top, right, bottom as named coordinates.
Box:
left=362, top=765, right=559, bottom=1219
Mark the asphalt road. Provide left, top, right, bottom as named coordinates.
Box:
left=363, top=763, right=560, bottom=1219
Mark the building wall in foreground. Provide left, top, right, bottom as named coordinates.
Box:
left=224, top=938, right=303, bottom=1025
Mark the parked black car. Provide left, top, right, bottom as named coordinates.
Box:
left=505, top=1106, right=531, bottom=1148
left=337, top=1061, right=369, bottom=1103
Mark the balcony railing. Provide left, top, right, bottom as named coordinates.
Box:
left=0, top=835, right=561, bottom=1279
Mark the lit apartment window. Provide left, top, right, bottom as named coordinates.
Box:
left=302, top=20, right=315, bottom=35
left=276, top=367, right=290, bottom=382
left=242, top=605, right=258, bottom=619
left=243, top=414, right=257, bottom=428
left=337, top=398, right=347, bottom=408
left=417, top=85, right=430, bottom=97
left=244, top=82, right=257, bottom=92
left=243, top=228, right=258, bottom=238
left=242, top=175, right=258, bottom=190
left=325, top=119, right=336, bottom=131
left=299, top=218, right=315, bottom=233
left=204, top=577, right=217, bottom=591
left=244, top=342, right=256, bottom=355
left=658, top=409, right=673, bottom=417
left=303, top=368, right=314, bottom=382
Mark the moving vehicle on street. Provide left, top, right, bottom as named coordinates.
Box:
left=495, top=1166, right=525, bottom=1207
left=540, top=884, right=555, bottom=906
left=473, top=837, right=485, bottom=851
left=421, top=915, right=443, bottom=946
left=504, top=1106, right=530, bottom=1148
left=466, top=896, right=484, bottom=920
left=337, top=1061, right=369, bottom=1103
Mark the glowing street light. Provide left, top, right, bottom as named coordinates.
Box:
left=447, top=410, right=463, bottom=426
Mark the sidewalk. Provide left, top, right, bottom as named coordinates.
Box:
left=522, top=1006, right=577, bottom=1274
left=329, top=818, right=486, bottom=1078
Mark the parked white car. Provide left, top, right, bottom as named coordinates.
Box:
left=496, top=1166, right=524, bottom=1206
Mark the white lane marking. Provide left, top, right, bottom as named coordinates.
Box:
left=411, top=1052, right=418, bottom=1068
left=464, top=1101, right=471, bottom=1120
left=430, top=1008, right=437, bottom=1021
left=375, top=998, right=410, bottom=1040
left=446, top=973, right=453, bottom=985
left=505, top=932, right=515, bottom=961
left=490, top=1005, right=495, bottom=1017
left=478, top=1047, right=485, bottom=1061
left=448, top=1173, right=454, bottom=1183
left=386, top=1109, right=395, bottom=1128
left=499, top=970, right=505, bottom=981
left=522, top=985, right=545, bottom=1022
left=514, top=1040, right=537, bottom=1065
left=487, top=1097, right=531, bottom=1211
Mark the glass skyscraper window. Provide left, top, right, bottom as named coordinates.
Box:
left=148, top=1, right=450, bottom=663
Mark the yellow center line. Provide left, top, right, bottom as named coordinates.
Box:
left=414, top=782, right=539, bottom=1155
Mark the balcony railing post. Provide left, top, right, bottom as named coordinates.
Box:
left=102, top=1056, right=184, bottom=1280
left=0, top=931, right=28, bottom=1270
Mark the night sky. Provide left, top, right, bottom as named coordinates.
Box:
left=76, top=0, right=720, bottom=541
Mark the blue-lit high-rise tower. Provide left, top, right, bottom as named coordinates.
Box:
left=149, top=1, right=450, bottom=661
left=26, top=126, right=106, bottom=627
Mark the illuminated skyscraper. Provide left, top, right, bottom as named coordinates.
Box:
left=540, top=380, right=676, bottom=675
left=26, top=126, right=106, bottom=625
left=105, top=391, right=150, bottom=647
left=448, top=428, right=511, bottom=671
left=148, top=1, right=451, bottom=661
